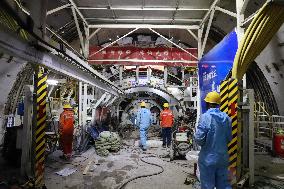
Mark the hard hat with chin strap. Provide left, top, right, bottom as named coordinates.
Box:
left=163, top=103, right=169, bottom=108
left=140, top=101, right=146, bottom=107
left=204, top=91, right=221, bottom=104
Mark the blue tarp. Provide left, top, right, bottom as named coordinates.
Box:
left=198, top=29, right=238, bottom=113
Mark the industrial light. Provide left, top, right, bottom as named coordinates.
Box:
left=46, top=79, right=58, bottom=86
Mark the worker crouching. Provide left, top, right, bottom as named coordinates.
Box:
left=160, top=103, right=174, bottom=148
left=136, top=101, right=152, bottom=151
left=194, top=91, right=232, bottom=189
left=59, top=104, right=74, bottom=160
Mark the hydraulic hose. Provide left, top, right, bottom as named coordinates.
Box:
left=117, top=155, right=164, bottom=189
left=232, top=2, right=284, bottom=79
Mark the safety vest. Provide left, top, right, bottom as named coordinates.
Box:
left=160, top=109, right=174, bottom=128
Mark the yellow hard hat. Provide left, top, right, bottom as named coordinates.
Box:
left=163, top=103, right=169, bottom=108
left=140, top=101, right=146, bottom=107
left=63, top=104, right=72, bottom=109
left=204, top=91, right=221, bottom=104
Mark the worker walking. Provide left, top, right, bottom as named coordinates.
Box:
left=136, top=101, right=152, bottom=151
left=160, top=103, right=174, bottom=148
left=194, top=91, right=232, bottom=189
left=59, top=104, right=75, bottom=160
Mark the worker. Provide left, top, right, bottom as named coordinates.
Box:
left=136, top=101, right=152, bottom=151
left=194, top=91, right=232, bottom=189
left=59, top=104, right=74, bottom=160
left=160, top=103, right=174, bottom=148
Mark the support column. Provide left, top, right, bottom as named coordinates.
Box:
left=82, top=84, right=88, bottom=127
left=78, top=82, right=82, bottom=126
left=136, top=66, right=139, bottom=83
left=33, top=67, right=47, bottom=187
left=119, top=65, right=123, bottom=86
left=164, top=67, right=168, bottom=86
left=147, top=66, right=152, bottom=83
left=21, top=85, right=34, bottom=177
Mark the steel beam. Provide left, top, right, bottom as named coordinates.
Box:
left=71, top=7, right=85, bottom=57
left=106, top=96, right=117, bottom=107
left=149, top=28, right=198, bottom=60
left=88, top=28, right=101, bottom=40
left=199, top=0, right=220, bottom=27
left=77, top=6, right=209, bottom=11
left=215, top=6, right=237, bottom=17
left=68, top=0, right=88, bottom=25
left=89, top=28, right=139, bottom=57
left=201, top=8, right=215, bottom=56
left=89, top=24, right=199, bottom=30
left=187, top=29, right=198, bottom=41
left=86, top=18, right=202, bottom=22
left=47, top=4, right=71, bottom=15
left=0, top=27, right=122, bottom=96
left=240, top=0, right=251, bottom=14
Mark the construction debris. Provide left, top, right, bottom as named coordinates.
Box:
left=95, top=131, right=121, bottom=156
left=55, top=167, right=77, bottom=177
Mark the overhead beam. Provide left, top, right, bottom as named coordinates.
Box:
left=149, top=28, right=198, bottom=60
left=187, top=29, right=198, bottom=41
left=71, top=7, right=85, bottom=57
left=47, top=4, right=71, bottom=15
left=86, top=18, right=202, bottom=22
left=68, top=0, right=88, bottom=25
left=89, top=24, right=199, bottom=29
left=77, top=6, right=209, bottom=11
left=89, top=28, right=139, bottom=57
left=88, top=28, right=101, bottom=40
left=215, top=6, right=237, bottom=17
left=200, top=0, right=220, bottom=27
left=201, top=8, right=215, bottom=56
left=240, top=0, right=251, bottom=14
left=0, top=26, right=122, bottom=96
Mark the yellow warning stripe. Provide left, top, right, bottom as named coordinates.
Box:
left=37, top=91, right=47, bottom=103
left=229, top=153, right=237, bottom=162
left=37, top=115, right=47, bottom=127
left=36, top=131, right=45, bottom=144
left=37, top=75, right=47, bottom=87
left=36, top=147, right=45, bottom=160
left=37, top=83, right=47, bottom=95
left=36, top=139, right=46, bottom=152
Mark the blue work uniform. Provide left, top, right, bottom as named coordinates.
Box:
left=194, top=108, right=232, bottom=189
left=136, top=108, right=152, bottom=149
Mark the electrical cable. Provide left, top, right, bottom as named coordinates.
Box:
left=117, top=154, right=164, bottom=189
left=232, top=2, right=284, bottom=79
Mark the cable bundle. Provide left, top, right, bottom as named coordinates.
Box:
left=232, top=2, right=284, bottom=79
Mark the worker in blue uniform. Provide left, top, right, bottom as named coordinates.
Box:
left=136, top=101, right=152, bottom=151
left=194, top=91, right=232, bottom=189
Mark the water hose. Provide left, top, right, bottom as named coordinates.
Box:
left=232, top=2, right=284, bottom=79
left=117, top=155, right=164, bottom=189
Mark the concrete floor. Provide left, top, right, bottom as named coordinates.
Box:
left=45, top=139, right=198, bottom=189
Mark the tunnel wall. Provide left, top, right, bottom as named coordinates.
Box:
left=255, top=24, right=284, bottom=116
left=0, top=57, right=26, bottom=145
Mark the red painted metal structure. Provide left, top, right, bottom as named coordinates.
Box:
left=89, top=47, right=198, bottom=67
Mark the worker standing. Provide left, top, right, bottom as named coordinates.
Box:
left=136, top=101, right=152, bottom=151
left=59, top=104, right=74, bottom=160
left=194, top=91, right=232, bottom=189
left=160, top=103, right=174, bottom=148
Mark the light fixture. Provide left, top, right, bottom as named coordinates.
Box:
left=46, top=79, right=58, bottom=86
